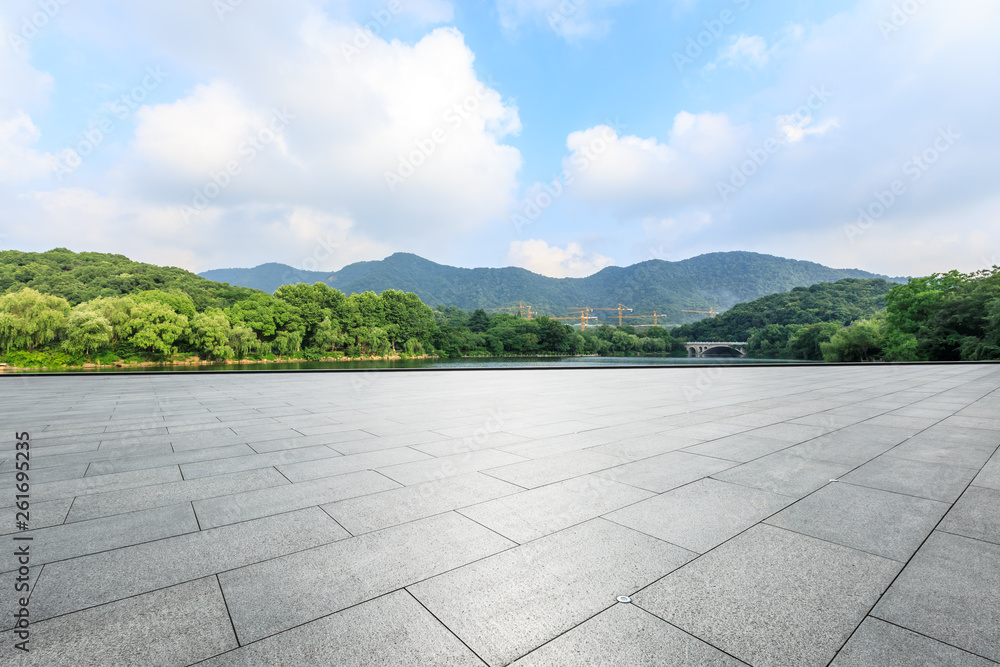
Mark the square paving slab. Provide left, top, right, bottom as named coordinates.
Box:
left=1, top=364, right=998, bottom=665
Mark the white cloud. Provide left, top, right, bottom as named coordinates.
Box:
left=506, top=239, right=613, bottom=277
left=715, top=34, right=770, bottom=69
left=0, top=112, right=54, bottom=181
left=4, top=4, right=523, bottom=270
left=560, top=112, right=746, bottom=217
left=497, top=0, right=629, bottom=40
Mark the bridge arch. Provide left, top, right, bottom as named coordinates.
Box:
left=687, top=342, right=748, bottom=358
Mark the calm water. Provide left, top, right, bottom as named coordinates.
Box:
left=20, top=355, right=814, bottom=373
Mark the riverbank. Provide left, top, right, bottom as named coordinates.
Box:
left=0, top=353, right=439, bottom=372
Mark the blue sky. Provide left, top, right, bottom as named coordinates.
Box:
left=1, top=0, right=997, bottom=278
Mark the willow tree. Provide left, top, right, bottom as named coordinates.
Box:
left=0, top=288, right=70, bottom=352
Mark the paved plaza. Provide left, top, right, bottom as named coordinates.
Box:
left=1, top=364, right=999, bottom=666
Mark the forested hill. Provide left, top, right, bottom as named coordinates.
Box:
left=670, top=278, right=895, bottom=342
left=0, top=248, right=262, bottom=308
left=201, top=251, right=903, bottom=324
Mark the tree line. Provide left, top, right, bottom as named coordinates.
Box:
left=730, top=269, right=1000, bottom=362
left=0, top=284, right=438, bottom=366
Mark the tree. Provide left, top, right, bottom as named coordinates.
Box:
left=467, top=309, right=491, bottom=333
left=62, top=305, right=112, bottom=357
left=273, top=282, right=348, bottom=347
left=313, top=316, right=345, bottom=352
left=821, top=319, right=885, bottom=362
left=787, top=322, right=840, bottom=361
left=82, top=296, right=134, bottom=344
left=121, top=301, right=189, bottom=355
left=0, top=288, right=71, bottom=352
left=131, top=290, right=197, bottom=319
left=188, top=308, right=234, bottom=360
left=228, top=325, right=262, bottom=358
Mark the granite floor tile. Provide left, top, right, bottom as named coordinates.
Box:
left=974, top=455, right=1000, bottom=490
left=376, top=449, right=528, bottom=486
left=194, top=469, right=400, bottom=529
left=939, top=486, right=1000, bottom=544
left=635, top=524, right=901, bottom=667
left=681, top=433, right=793, bottom=463
left=510, top=602, right=745, bottom=666
left=198, top=590, right=485, bottom=667
left=181, top=445, right=347, bottom=479
left=830, top=617, right=998, bottom=667
left=28, top=507, right=348, bottom=622
left=606, top=478, right=792, bottom=553
left=0, top=497, right=73, bottom=535
left=872, top=531, right=1000, bottom=662
left=409, top=518, right=695, bottom=667
left=587, top=434, right=706, bottom=461
left=66, top=467, right=289, bottom=522
left=31, top=465, right=182, bottom=501
left=324, top=472, right=521, bottom=535
left=459, top=474, right=653, bottom=543
left=5, top=577, right=236, bottom=667
left=595, top=451, right=737, bottom=493
left=219, top=512, right=515, bottom=644
left=711, top=452, right=851, bottom=498
left=483, top=450, right=627, bottom=489
left=840, top=454, right=979, bottom=503
left=765, top=482, right=949, bottom=562
left=275, top=446, right=430, bottom=482
left=20, top=503, right=198, bottom=567
left=784, top=424, right=913, bottom=466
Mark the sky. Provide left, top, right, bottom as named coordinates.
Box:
left=1, top=0, right=997, bottom=279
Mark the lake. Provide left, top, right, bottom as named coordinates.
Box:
left=20, top=356, right=814, bottom=373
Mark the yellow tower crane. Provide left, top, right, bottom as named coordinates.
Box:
left=550, top=307, right=596, bottom=331
left=591, top=303, right=633, bottom=326
left=486, top=303, right=533, bottom=319
left=682, top=307, right=719, bottom=318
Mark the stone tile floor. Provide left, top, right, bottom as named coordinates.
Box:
left=1, top=364, right=998, bottom=666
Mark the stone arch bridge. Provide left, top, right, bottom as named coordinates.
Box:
left=687, top=342, right=748, bottom=358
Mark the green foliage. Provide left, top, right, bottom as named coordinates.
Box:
left=228, top=325, right=262, bottom=359
left=62, top=305, right=113, bottom=356
left=821, top=319, right=886, bottom=362
left=0, top=248, right=261, bottom=308
left=747, top=324, right=804, bottom=359
left=672, top=278, right=893, bottom=343
left=0, top=288, right=71, bottom=352
left=131, top=290, right=197, bottom=319
left=883, top=269, right=1000, bottom=361
left=787, top=322, right=841, bottom=361
left=121, top=301, right=189, bottom=355
left=189, top=308, right=234, bottom=360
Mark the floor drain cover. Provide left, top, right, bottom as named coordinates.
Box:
left=617, top=596, right=632, bottom=604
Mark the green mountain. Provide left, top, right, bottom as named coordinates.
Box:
left=671, top=278, right=895, bottom=342
left=200, top=251, right=905, bottom=324
left=0, top=248, right=262, bottom=308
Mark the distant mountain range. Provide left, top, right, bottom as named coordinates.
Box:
left=200, top=252, right=906, bottom=324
